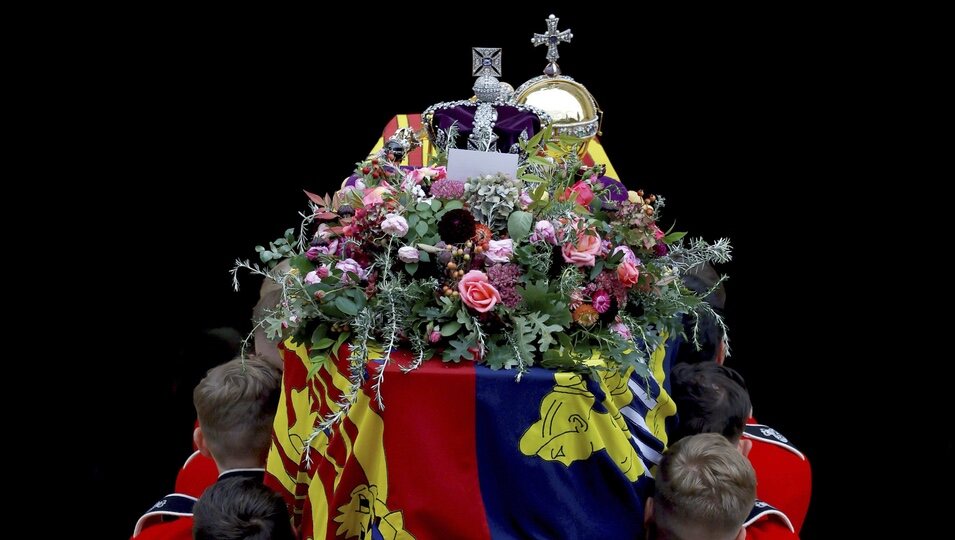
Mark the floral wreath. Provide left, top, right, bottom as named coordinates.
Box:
left=234, top=125, right=731, bottom=432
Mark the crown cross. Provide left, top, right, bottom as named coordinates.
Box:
left=532, top=14, right=573, bottom=63
left=472, top=47, right=502, bottom=77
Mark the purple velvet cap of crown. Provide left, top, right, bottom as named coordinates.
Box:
left=432, top=103, right=542, bottom=153
left=598, top=176, right=628, bottom=202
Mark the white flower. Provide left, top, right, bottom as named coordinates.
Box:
left=397, top=246, right=420, bottom=263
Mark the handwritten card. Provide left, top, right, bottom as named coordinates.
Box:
left=447, top=148, right=518, bottom=181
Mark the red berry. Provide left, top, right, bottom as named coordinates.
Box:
left=371, top=159, right=379, bottom=165
left=372, top=172, right=380, bottom=179
left=362, top=166, right=371, bottom=174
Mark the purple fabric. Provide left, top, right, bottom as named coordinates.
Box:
left=433, top=104, right=542, bottom=153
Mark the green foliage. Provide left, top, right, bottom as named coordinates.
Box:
left=525, top=312, right=563, bottom=352
left=255, top=228, right=297, bottom=267
left=442, top=337, right=475, bottom=363
left=507, top=210, right=534, bottom=242
left=518, top=281, right=572, bottom=327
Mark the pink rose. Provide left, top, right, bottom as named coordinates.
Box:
left=397, top=246, right=419, bottom=263
left=561, top=181, right=594, bottom=207
left=484, top=239, right=514, bottom=263
left=561, top=233, right=602, bottom=267
left=651, top=224, right=665, bottom=240
left=617, top=260, right=640, bottom=287
left=458, top=270, right=501, bottom=313
left=336, top=258, right=367, bottom=283
left=429, top=329, right=442, bottom=343
left=362, top=182, right=392, bottom=206
left=531, top=220, right=557, bottom=244
left=380, top=213, right=409, bottom=237
left=613, top=245, right=638, bottom=264
left=304, top=270, right=322, bottom=285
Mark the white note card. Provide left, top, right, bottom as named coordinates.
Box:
left=446, top=149, right=518, bottom=181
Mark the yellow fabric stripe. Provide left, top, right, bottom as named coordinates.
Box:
left=645, top=337, right=677, bottom=447
left=368, top=137, right=384, bottom=158
left=587, top=138, right=619, bottom=180
left=346, top=390, right=389, bottom=500
left=421, top=135, right=431, bottom=166
left=396, top=115, right=410, bottom=165
left=308, top=467, right=330, bottom=540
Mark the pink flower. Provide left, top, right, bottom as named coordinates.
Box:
left=651, top=224, right=665, bottom=240
left=381, top=213, right=409, bottom=237
left=316, top=265, right=330, bottom=278
left=316, top=223, right=333, bottom=241
left=611, top=322, right=632, bottom=340
left=429, top=328, right=442, bottom=343
left=561, top=181, right=595, bottom=207
left=458, top=270, right=502, bottom=313
left=362, top=182, right=392, bottom=206
left=592, top=290, right=611, bottom=313
left=531, top=220, right=557, bottom=244
left=305, top=246, right=322, bottom=261
left=407, top=166, right=447, bottom=185
left=336, top=258, right=367, bottom=282
left=304, top=270, right=322, bottom=285
left=519, top=190, right=533, bottom=208
left=485, top=239, right=514, bottom=263
left=397, top=246, right=419, bottom=263
left=561, top=233, right=603, bottom=267
left=617, top=260, right=641, bottom=287
left=613, top=245, right=638, bottom=264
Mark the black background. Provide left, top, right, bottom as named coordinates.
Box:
left=73, top=7, right=862, bottom=538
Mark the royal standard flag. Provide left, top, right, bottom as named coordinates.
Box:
left=265, top=338, right=677, bottom=540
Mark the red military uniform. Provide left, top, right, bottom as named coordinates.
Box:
left=132, top=469, right=265, bottom=539
left=744, top=500, right=799, bottom=539
left=131, top=493, right=196, bottom=540
left=174, top=450, right=219, bottom=498
left=744, top=419, right=812, bottom=533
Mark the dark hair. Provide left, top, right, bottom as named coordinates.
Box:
left=670, top=362, right=751, bottom=443
left=193, top=477, right=294, bottom=540
left=676, top=263, right=727, bottom=365
left=676, top=309, right=724, bottom=364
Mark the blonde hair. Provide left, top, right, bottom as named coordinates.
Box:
left=655, top=433, right=756, bottom=540
left=193, top=357, right=281, bottom=464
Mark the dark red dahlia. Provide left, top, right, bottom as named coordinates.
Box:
left=437, top=209, right=477, bottom=244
